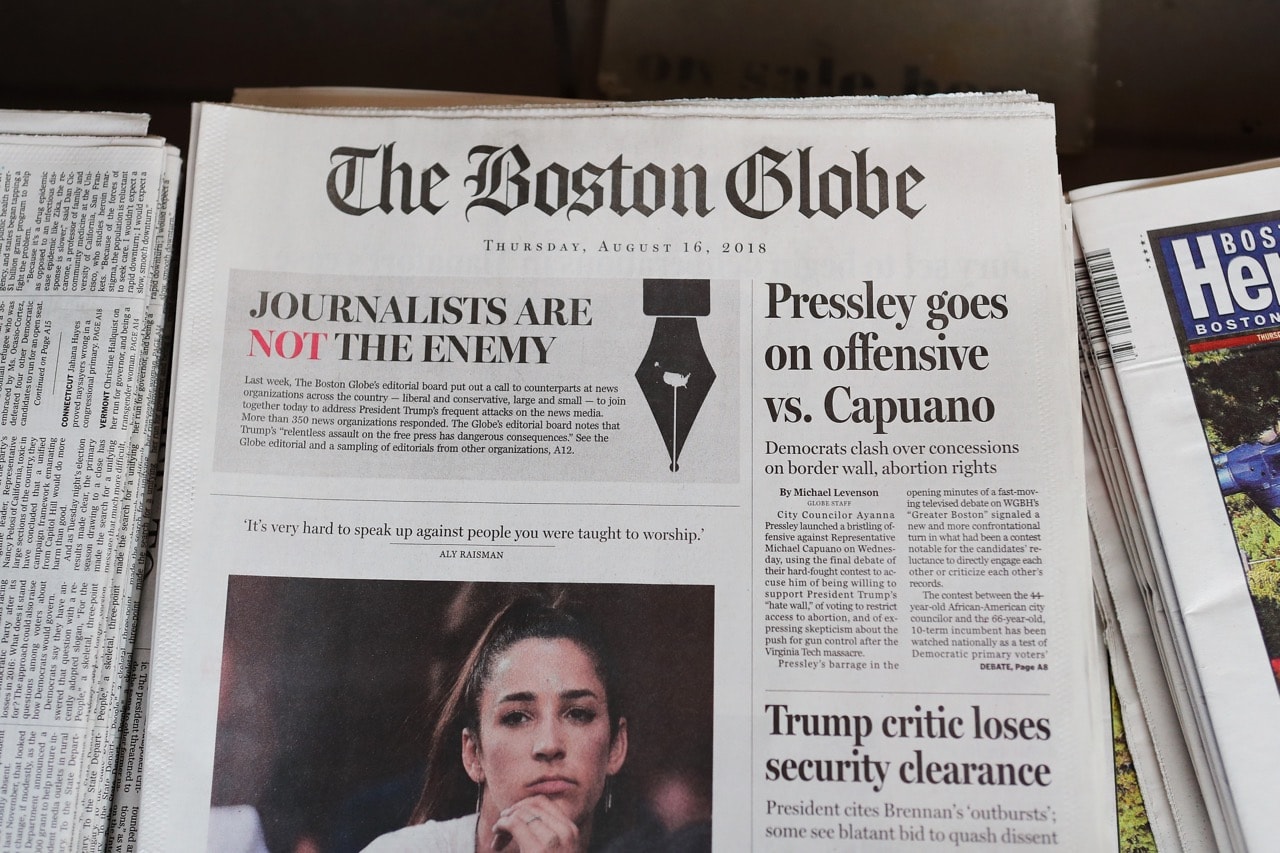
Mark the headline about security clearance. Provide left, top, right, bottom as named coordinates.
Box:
left=763, top=281, right=1007, bottom=434
left=764, top=702, right=1052, bottom=790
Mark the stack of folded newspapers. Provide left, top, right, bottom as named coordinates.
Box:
left=1072, top=160, right=1280, bottom=852
left=0, top=111, right=179, bottom=851
left=136, top=93, right=1119, bottom=851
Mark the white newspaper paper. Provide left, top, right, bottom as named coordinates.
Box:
left=142, top=98, right=1112, bottom=851
left=1085, top=435, right=1216, bottom=852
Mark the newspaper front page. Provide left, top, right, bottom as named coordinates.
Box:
left=0, top=119, right=178, bottom=851
left=1072, top=164, right=1280, bottom=850
left=142, top=99, right=1112, bottom=851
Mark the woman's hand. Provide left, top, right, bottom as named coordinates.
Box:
left=489, top=795, right=580, bottom=852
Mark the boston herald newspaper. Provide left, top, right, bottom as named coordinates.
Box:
left=140, top=98, right=1113, bottom=851
left=1072, top=163, right=1280, bottom=851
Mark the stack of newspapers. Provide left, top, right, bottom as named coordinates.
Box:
left=0, top=111, right=178, bottom=851
left=1073, top=161, right=1280, bottom=851
left=133, top=93, right=1121, bottom=851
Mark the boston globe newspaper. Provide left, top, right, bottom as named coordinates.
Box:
left=140, top=97, right=1113, bottom=851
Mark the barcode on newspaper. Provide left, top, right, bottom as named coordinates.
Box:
left=1083, top=249, right=1136, bottom=363
left=1073, top=259, right=1110, bottom=366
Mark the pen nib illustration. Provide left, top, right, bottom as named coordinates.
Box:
left=635, top=280, right=714, bottom=473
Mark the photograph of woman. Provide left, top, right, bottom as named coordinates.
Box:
left=208, top=578, right=713, bottom=853
left=362, top=596, right=628, bottom=853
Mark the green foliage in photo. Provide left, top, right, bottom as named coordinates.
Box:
left=1187, top=347, right=1280, bottom=661
left=1112, top=683, right=1156, bottom=853
left=1186, top=347, right=1280, bottom=450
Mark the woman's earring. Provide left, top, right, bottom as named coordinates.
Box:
left=476, top=782, right=484, bottom=814
left=604, top=777, right=613, bottom=813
